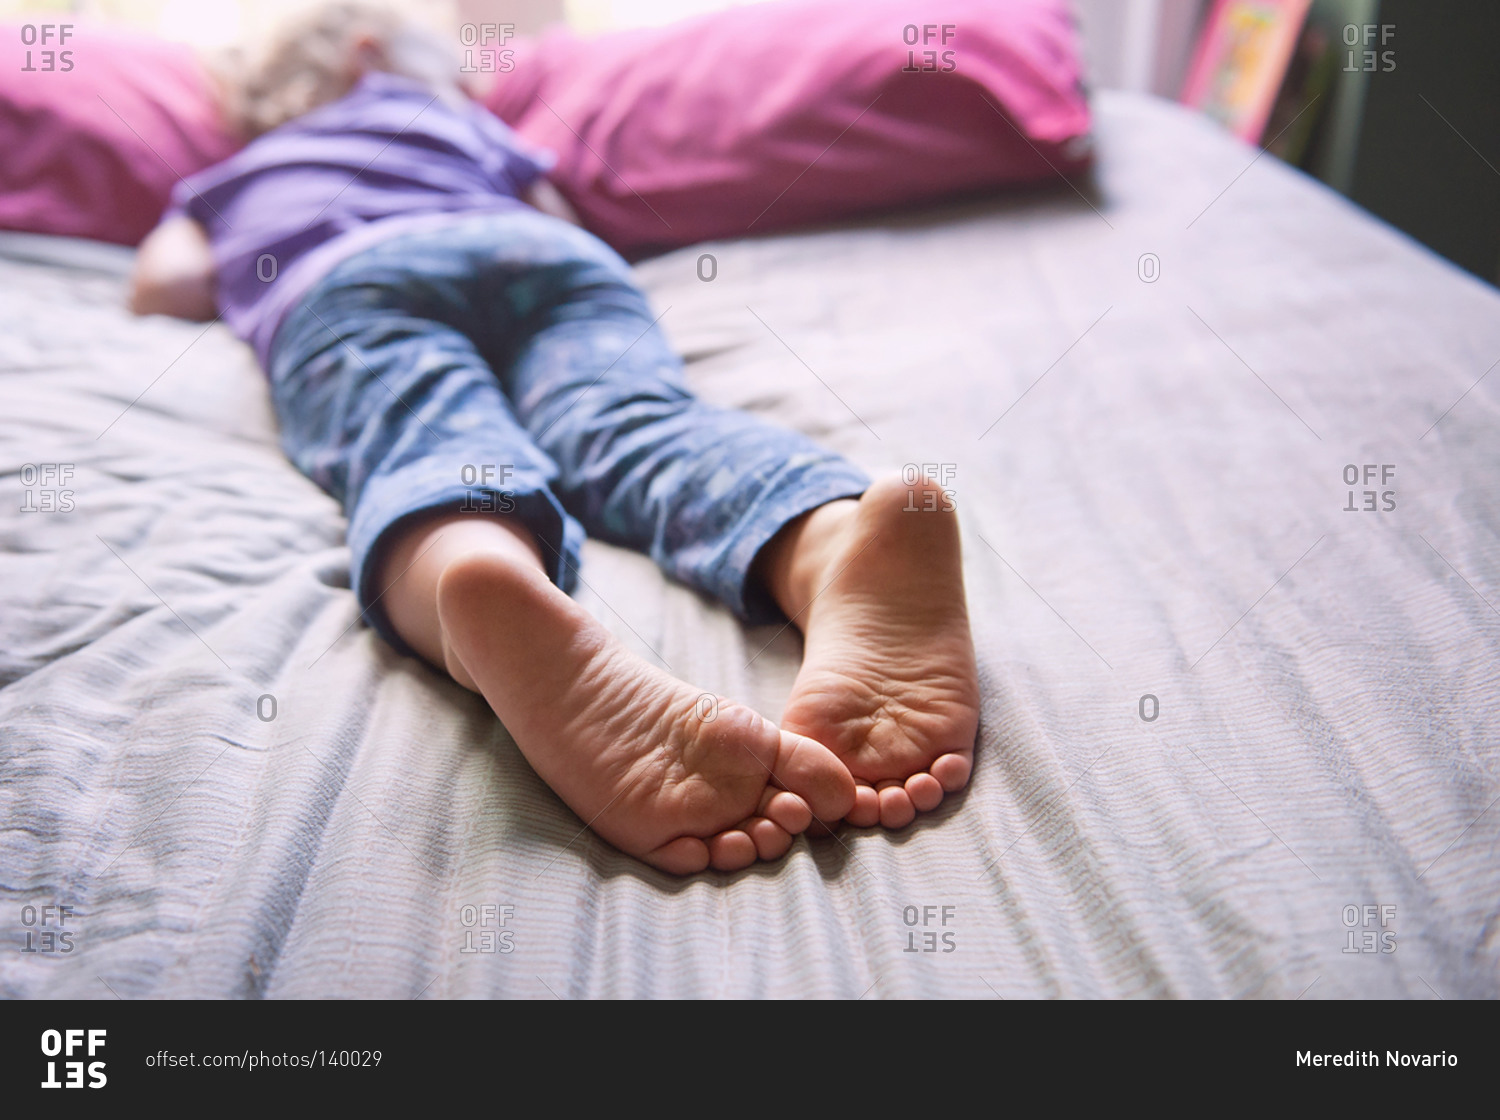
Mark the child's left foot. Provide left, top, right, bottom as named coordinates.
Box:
left=774, top=474, right=980, bottom=828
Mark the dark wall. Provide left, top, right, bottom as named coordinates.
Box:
left=1350, top=1, right=1500, bottom=283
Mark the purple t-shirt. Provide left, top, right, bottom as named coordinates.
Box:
left=167, top=71, right=553, bottom=363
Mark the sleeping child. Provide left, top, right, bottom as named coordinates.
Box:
left=128, top=1, right=979, bottom=874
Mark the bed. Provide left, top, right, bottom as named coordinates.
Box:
left=3, top=90, right=1497, bottom=999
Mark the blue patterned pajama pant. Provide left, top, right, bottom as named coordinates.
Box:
left=266, top=208, right=870, bottom=655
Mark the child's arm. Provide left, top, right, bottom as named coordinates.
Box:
left=128, top=215, right=218, bottom=320
left=523, top=178, right=581, bottom=227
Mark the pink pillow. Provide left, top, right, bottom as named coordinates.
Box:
left=0, top=23, right=238, bottom=245
left=484, top=0, right=1091, bottom=256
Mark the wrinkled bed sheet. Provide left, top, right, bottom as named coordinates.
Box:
left=2, top=92, right=1497, bottom=998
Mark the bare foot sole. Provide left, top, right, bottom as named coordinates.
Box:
left=779, top=474, right=980, bottom=829
left=436, top=551, right=857, bottom=873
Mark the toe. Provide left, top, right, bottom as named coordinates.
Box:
left=760, top=789, right=813, bottom=835
left=847, top=782, right=881, bottom=827
left=772, top=730, right=857, bottom=821
left=645, top=836, right=710, bottom=875
left=708, top=829, right=757, bottom=871
left=878, top=784, right=916, bottom=829
left=906, top=771, right=944, bottom=812
left=744, top=817, right=794, bottom=860
left=930, top=751, right=973, bottom=792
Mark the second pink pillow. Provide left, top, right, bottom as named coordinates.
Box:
left=0, top=23, right=237, bottom=245
left=484, top=0, right=1092, bottom=256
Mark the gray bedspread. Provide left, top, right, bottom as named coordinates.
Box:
left=3, top=91, right=1497, bottom=999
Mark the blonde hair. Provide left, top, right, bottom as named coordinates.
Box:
left=212, top=2, right=462, bottom=140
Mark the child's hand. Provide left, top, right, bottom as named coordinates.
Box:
left=128, top=215, right=218, bottom=320
left=522, top=178, right=581, bottom=227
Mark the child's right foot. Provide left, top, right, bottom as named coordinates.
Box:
left=435, top=550, right=857, bottom=874
left=770, top=475, right=979, bottom=830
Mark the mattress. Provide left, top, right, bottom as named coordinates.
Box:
left=2, top=91, right=1497, bottom=999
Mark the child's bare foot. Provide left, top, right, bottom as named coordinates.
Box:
left=433, top=548, right=857, bottom=873
left=763, top=475, right=980, bottom=829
